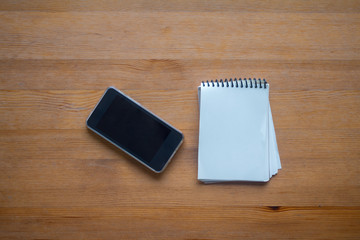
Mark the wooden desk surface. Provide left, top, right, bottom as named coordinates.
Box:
left=1, top=1, right=359, bottom=239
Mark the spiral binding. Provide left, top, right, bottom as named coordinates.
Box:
left=201, top=78, right=267, bottom=89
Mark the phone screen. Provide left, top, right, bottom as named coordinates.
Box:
left=96, top=94, right=171, bottom=163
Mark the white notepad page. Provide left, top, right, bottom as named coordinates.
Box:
left=198, top=81, right=281, bottom=183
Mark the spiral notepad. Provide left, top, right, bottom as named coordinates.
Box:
left=198, top=78, right=281, bottom=183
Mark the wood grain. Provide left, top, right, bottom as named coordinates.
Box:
left=1, top=12, right=359, bottom=60
left=1, top=207, right=360, bottom=240
left=0, top=1, right=359, bottom=239
left=0, top=0, right=360, bottom=13
left=1, top=60, right=360, bottom=90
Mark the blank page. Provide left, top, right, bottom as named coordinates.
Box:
left=198, top=82, right=270, bottom=182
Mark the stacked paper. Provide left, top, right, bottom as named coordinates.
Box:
left=197, top=79, right=281, bottom=183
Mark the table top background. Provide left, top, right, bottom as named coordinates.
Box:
left=0, top=1, right=359, bottom=239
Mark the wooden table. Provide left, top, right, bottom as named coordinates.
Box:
left=1, top=1, right=359, bottom=239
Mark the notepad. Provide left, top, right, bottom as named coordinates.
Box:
left=198, top=79, right=281, bottom=183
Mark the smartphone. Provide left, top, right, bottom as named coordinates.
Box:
left=86, top=87, right=184, bottom=173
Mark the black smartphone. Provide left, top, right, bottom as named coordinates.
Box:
left=86, top=87, right=184, bottom=173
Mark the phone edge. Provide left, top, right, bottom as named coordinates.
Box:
left=85, top=86, right=184, bottom=173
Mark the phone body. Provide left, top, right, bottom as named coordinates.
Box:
left=86, top=87, right=183, bottom=173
